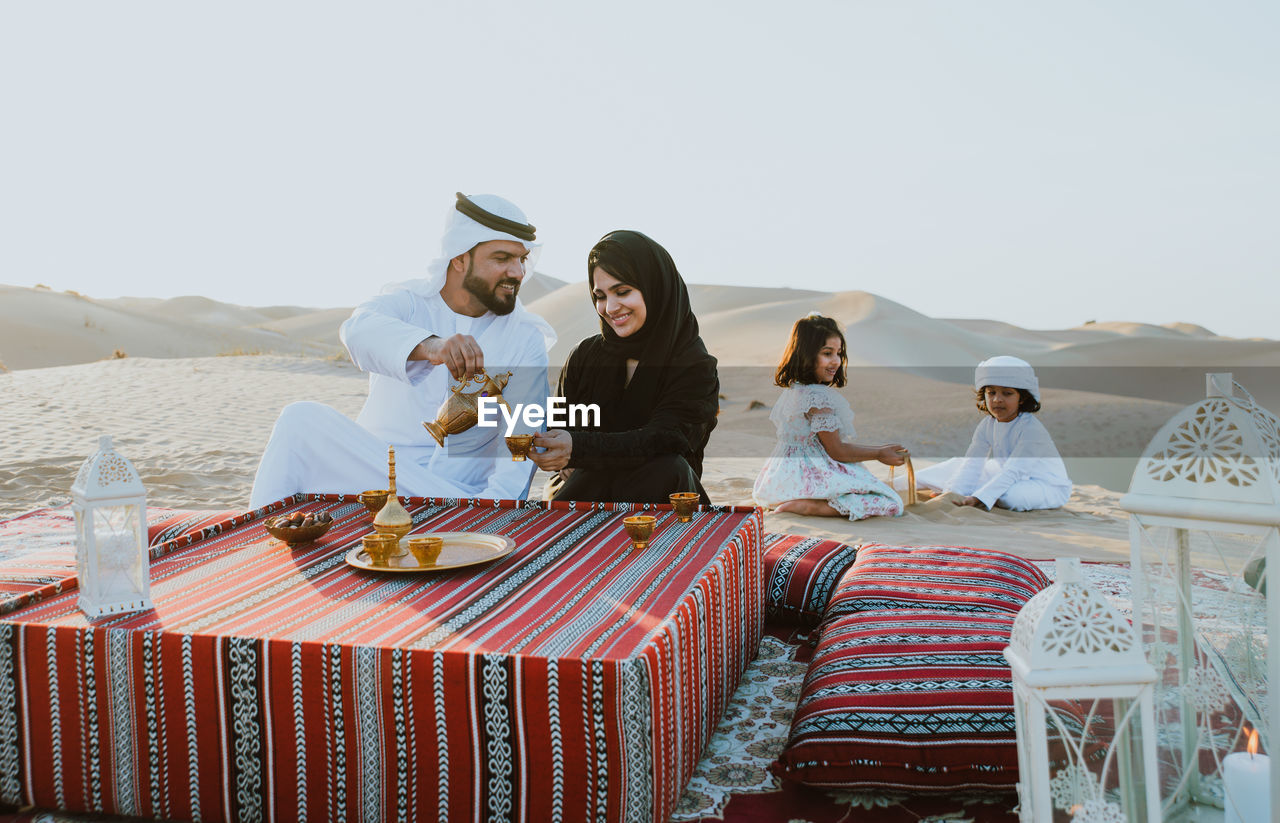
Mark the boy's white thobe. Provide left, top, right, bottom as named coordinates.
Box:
left=914, top=413, right=1072, bottom=511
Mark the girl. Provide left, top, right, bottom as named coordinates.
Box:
left=914, top=355, right=1072, bottom=511
left=752, top=314, right=906, bottom=519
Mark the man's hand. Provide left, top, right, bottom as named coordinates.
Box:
left=952, top=495, right=988, bottom=509
left=412, top=334, right=484, bottom=381
left=530, top=430, right=572, bottom=472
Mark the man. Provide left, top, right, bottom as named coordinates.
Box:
left=249, top=193, right=555, bottom=507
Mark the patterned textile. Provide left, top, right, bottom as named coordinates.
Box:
left=0, top=495, right=763, bottom=823
left=772, top=609, right=1021, bottom=792
left=2, top=560, right=1248, bottom=823
left=670, top=636, right=1020, bottom=822
left=145, top=509, right=242, bottom=547
left=0, top=505, right=297, bottom=615
left=824, top=543, right=1051, bottom=622
left=761, top=533, right=859, bottom=628
left=0, top=508, right=79, bottom=616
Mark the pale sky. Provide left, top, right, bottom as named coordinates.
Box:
left=2, top=1, right=1276, bottom=338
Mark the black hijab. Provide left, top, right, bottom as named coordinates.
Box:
left=561, top=230, right=719, bottom=470
left=591, top=230, right=703, bottom=365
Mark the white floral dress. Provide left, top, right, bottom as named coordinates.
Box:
left=752, top=383, right=903, bottom=520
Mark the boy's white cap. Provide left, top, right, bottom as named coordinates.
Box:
left=975, top=355, right=1040, bottom=401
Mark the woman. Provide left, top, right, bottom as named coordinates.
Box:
left=531, top=230, right=719, bottom=503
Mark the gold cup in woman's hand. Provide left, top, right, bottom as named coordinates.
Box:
left=623, top=515, right=657, bottom=550
left=505, top=434, right=534, bottom=461
left=669, top=492, right=699, bottom=523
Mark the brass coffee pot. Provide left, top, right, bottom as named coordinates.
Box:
left=372, top=445, right=413, bottom=541
left=423, top=369, right=513, bottom=447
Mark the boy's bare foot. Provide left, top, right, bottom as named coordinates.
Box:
left=773, top=499, right=841, bottom=517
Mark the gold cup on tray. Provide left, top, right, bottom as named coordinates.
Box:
left=361, top=533, right=398, bottom=567
left=622, top=515, right=657, bottom=550
left=669, top=492, right=699, bottom=523
left=406, top=535, right=444, bottom=566
left=358, top=489, right=390, bottom=516
left=504, top=434, right=535, bottom=461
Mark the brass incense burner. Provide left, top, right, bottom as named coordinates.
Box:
left=423, top=369, right=514, bottom=447
left=372, top=445, right=413, bottom=542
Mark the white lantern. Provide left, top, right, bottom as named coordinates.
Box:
left=1005, top=558, right=1161, bottom=823
left=1120, top=373, right=1278, bottom=817
left=71, top=435, right=152, bottom=617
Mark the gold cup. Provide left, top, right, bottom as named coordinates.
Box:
left=623, top=515, right=657, bottom=550
left=505, top=434, right=535, bottom=461
left=669, top=492, right=699, bottom=523
left=407, top=535, right=444, bottom=566
left=358, top=489, right=390, bottom=516
left=361, top=533, right=398, bottom=567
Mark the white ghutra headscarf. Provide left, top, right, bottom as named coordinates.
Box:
left=385, top=193, right=556, bottom=347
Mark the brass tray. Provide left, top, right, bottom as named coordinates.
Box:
left=343, top=532, right=517, bottom=573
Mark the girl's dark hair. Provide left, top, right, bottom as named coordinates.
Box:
left=775, top=315, right=847, bottom=388
left=974, top=386, right=1042, bottom=415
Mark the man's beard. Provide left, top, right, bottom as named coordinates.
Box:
left=462, top=263, right=519, bottom=316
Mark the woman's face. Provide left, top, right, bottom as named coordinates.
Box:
left=592, top=267, right=647, bottom=338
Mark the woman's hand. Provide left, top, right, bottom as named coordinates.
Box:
left=952, top=495, right=987, bottom=509
left=876, top=445, right=908, bottom=467
left=530, top=430, right=573, bottom=472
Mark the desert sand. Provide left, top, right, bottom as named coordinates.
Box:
left=4, top=278, right=1279, bottom=567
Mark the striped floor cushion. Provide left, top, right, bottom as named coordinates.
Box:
left=823, top=543, right=1050, bottom=622
left=761, top=533, right=860, bottom=628
left=772, top=609, right=1020, bottom=792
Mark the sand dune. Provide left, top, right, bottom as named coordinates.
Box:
left=8, top=278, right=1280, bottom=377
left=1, top=285, right=341, bottom=370
left=252, top=308, right=357, bottom=347
left=3, top=278, right=1277, bottom=566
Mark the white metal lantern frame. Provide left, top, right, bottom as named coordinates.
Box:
left=1005, top=558, right=1161, bottom=823
left=71, top=435, right=153, bottom=618
left=1120, top=373, right=1279, bottom=818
